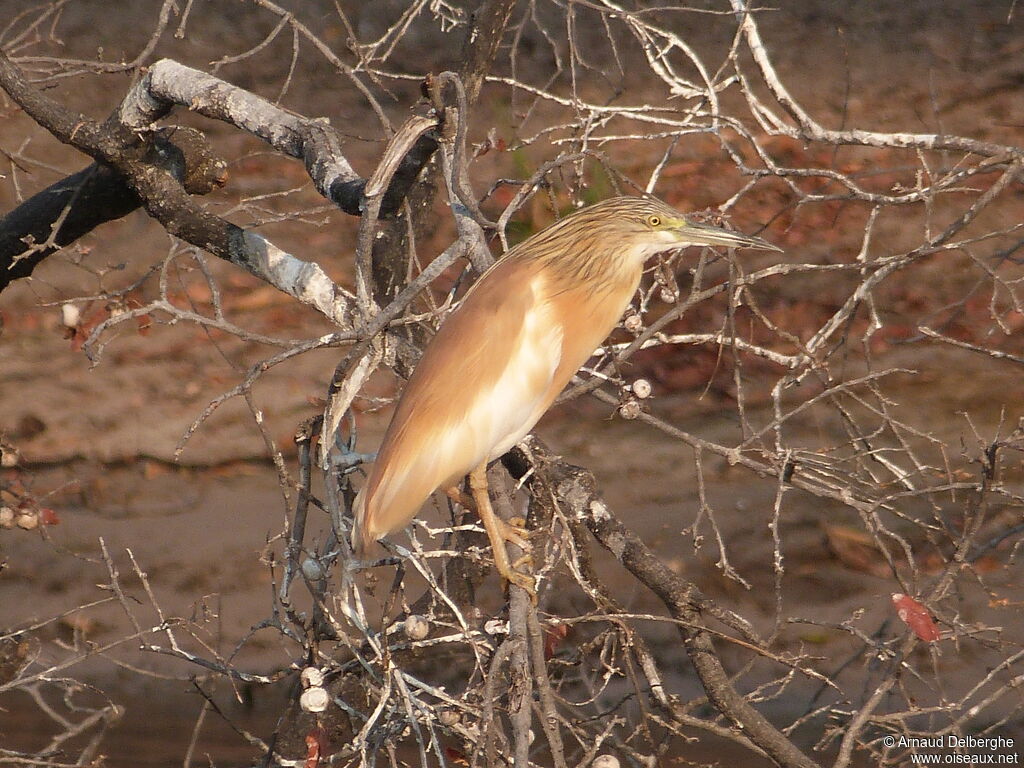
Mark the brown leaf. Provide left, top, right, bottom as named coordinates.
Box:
left=544, top=623, right=569, bottom=660
left=38, top=508, right=60, bottom=526
left=444, top=747, right=469, bottom=766
left=891, top=593, right=941, bottom=643
left=304, top=727, right=327, bottom=768
left=824, top=524, right=891, bottom=577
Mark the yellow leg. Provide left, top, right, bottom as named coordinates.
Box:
left=468, top=463, right=536, bottom=600
left=445, top=487, right=475, bottom=510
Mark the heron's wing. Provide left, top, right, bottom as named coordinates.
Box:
left=354, top=257, right=561, bottom=549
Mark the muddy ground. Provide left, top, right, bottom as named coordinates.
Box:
left=2, top=1, right=1024, bottom=765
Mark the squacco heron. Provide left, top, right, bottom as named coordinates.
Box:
left=353, top=196, right=778, bottom=595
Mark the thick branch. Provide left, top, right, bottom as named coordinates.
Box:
left=121, top=58, right=438, bottom=217
left=365, top=0, right=516, bottom=315
left=458, top=0, right=518, bottom=105
left=506, top=439, right=820, bottom=768
left=0, top=53, right=448, bottom=316
left=0, top=127, right=225, bottom=291
left=0, top=51, right=353, bottom=324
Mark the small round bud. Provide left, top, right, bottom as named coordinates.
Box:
left=593, top=756, right=620, bottom=768
left=438, top=708, right=461, bottom=726
left=631, top=379, right=652, bottom=399
left=404, top=615, right=430, bottom=641
left=299, top=686, right=329, bottom=713
left=659, top=287, right=678, bottom=304
left=16, top=512, right=39, bottom=530
left=300, top=667, right=324, bottom=689
left=61, top=303, right=81, bottom=328
left=1, top=445, right=19, bottom=468
left=623, top=313, right=643, bottom=333
left=618, top=400, right=641, bottom=420
left=301, top=557, right=325, bottom=581
left=0, top=507, right=15, bottom=529
left=484, top=618, right=508, bottom=636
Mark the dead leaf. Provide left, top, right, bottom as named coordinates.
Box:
left=38, top=508, right=59, bottom=526
left=544, top=623, right=570, bottom=660
left=891, top=593, right=941, bottom=643
left=824, top=524, right=891, bottom=578
left=304, top=726, right=327, bottom=768
left=444, top=747, right=469, bottom=766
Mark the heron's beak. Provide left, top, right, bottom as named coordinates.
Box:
left=676, top=219, right=782, bottom=252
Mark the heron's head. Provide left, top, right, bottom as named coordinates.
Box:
left=515, top=195, right=780, bottom=288
left=566, top=196, right=781, bottom=260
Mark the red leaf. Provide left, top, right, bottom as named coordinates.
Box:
left=544, top=623, right=569, bottom=660
left=38, top=508, right=60, bottom=526
left=891, top=593, right=941, bottom=643
left=304, top=727, right=327, bottom=768
left=444, top=747, right=469, bottom=766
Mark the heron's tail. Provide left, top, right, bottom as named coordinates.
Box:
left=350, top=488, right=374, bottom=556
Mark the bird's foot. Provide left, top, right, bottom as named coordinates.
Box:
left=467, top=466, right=538, bottom=603
left=496, top=519, right=536, bottom=602
left=502, top=567, right=537, bottom=603
left=510, top=553, right=533, bottom=570
left=447, top=492, right=532, bottom=549
left=480, top=515, right=536, bottom=600
left=497, top=515, right=531, bottom=551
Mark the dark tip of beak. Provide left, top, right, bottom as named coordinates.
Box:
left=681, top=220, right=783, bottom=253
left=742, top=233, right=784, bottom=253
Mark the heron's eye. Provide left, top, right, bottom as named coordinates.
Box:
left=646, top=215, right=662, bottom=227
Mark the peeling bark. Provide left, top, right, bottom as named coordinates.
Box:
left=0, top=52, right=439, bottom=304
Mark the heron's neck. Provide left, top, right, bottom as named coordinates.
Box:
left=528, top=235, right=644, bottom=294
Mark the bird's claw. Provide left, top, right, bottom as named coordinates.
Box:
left=466, top=466, right=538, bottom=603
left=492, top=518, right=537, bottom=602
left=505, top=569, right=537, bottom=603
left=498, top=516, right=531, bottom=551
left=510, top=553, right=533, bottom=570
